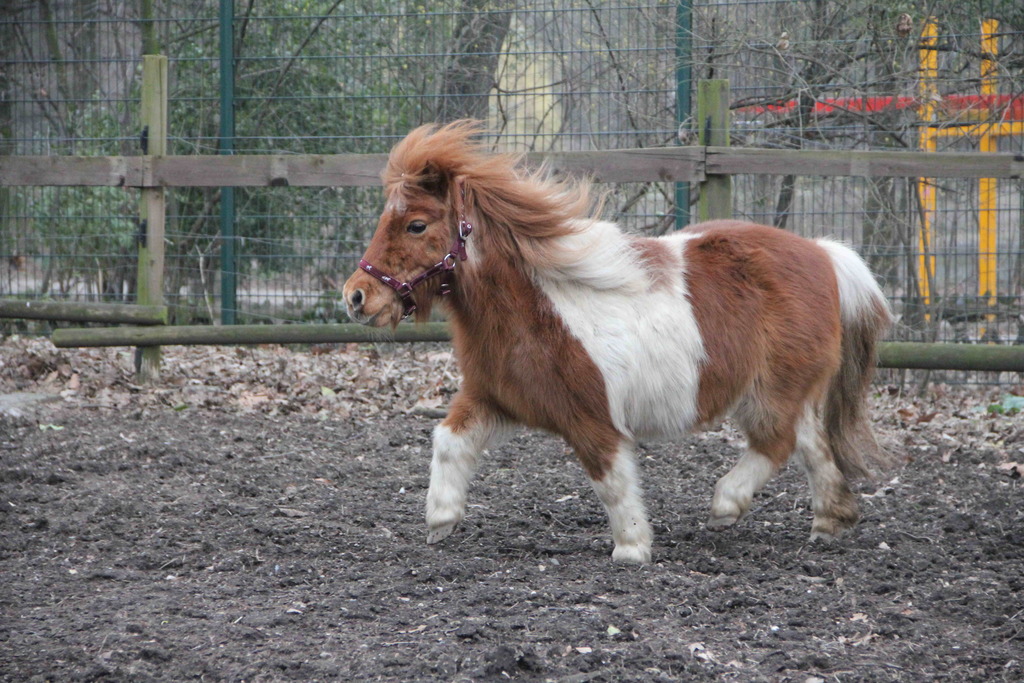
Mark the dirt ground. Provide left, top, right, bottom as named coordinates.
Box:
left=1, top=338, right=1023, bottom=682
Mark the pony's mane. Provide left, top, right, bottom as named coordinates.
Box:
left=383, top=121, right=608, bottom=274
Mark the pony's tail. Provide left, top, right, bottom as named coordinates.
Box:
left=818, top=240, right=894, bottom=480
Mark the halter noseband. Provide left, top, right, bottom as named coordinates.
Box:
left=358, top=181, right=473, bottom=319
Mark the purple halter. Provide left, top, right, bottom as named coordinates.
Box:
left=358, top=181, right=473, bottom=319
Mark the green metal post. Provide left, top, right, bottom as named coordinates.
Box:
left=674, top=0, right=692, bottom=230
left=219, top=0, right=237, bottom=325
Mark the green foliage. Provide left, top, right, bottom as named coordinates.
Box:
left=7, top=93, right=138, bottom=299
left=8, top=183, right=137, bottom=300
left=987, top=395, right=1024, bottom=416
left=147, top=0, right=446, bottom=301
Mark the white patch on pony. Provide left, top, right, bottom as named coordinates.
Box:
left=541, top=220, right=648, bottom=293
left=384, top=197, right=407, bottom=216
left=425, top=419, right=503, bottom=544
left=589, top=443, right=652, bottom=563
left=707, top=449, right=777, bottom=529
left=535, top=224, right=705, bottom=440
left=816, top=238, right=890, bottom=323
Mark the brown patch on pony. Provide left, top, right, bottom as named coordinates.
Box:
left=683, top=220, right=842, bottom=468
left=628, top=237, right=679, bottom=291
left=447, top=256, right=621, bottom=481
left=441, top=386, right=493, bottom=436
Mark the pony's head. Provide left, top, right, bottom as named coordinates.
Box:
left=343, top=121, right=492, bottom=327
left=344, top=120, right=599, bottom=327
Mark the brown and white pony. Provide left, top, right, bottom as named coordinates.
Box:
left=343, top=121, right=892, bottom=563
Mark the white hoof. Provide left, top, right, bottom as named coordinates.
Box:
left=426, top=523, right=457, bottom=545
left=611, top=543, right=651, bottom=564
left=425, top=495, right=464, bottom=545
left=706, top=513, right=741, bottom=531
left=708, top=494, right=751, bottom=531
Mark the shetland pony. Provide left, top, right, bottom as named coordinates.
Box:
left=343, top=121, right=892, bottom=563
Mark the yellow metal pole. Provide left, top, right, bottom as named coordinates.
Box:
left=917, top=18, right=938, bottom=312
left=931, top=121, right=1024, bottom=138
left=979, top=19, right=999, bottom=337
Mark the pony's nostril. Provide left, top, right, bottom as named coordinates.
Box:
left=350, top=288, right=365, bottom=309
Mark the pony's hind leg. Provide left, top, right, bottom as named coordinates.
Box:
left=707, top=449, right=778, bottom=530
left=794, top=402, right=859, bottom=540
left=708, top=399, right=793, bottom=530
left=425, top=393, right=503, bottom=544
left=584, top=440, right=653, bottom=564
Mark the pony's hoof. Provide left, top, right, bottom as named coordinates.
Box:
left=427, top=523, right=457, bottom=545
left=611, top=544, right=651, bottom=564
left=808, top=529, right=838, bottom=543
left=706, top=514, right=740, bottom=531
left=809, top=515, right=855, bottom=542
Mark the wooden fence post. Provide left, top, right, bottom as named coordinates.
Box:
left=697, top=79, right=731, bottom=221
left=136, top=54, right=167, bottom=382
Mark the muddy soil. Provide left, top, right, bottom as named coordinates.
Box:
left=1, top=343, right=1023, bottom=682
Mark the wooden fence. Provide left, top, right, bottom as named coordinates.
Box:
left=1, top=66, right=1023, bottom=379
left=5, top=145, right=1022, bottom=189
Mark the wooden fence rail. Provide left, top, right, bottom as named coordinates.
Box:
left=0, top=300, right=167, bottom=326
left=45, top=323, right=1024, bottom=373
left=2, top=147, right=1022, bottom=188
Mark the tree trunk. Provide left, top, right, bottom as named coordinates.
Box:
left=862, top=6, right=912, bottom=296
left=773, top=174, right=795, bottom=229
left=437, top=2, right=512, bottom=122
left=863, top=174, right=900, bottom=289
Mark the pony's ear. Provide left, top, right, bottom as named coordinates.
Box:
left=452, top=174, right=469, bottom=211
left=417, top=162, right=450, bottom=198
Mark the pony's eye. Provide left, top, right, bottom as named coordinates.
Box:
left=407, top=220, right=428, bottom=235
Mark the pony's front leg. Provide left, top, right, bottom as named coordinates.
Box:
left=583, top=440, right=653, bottom=564
left=425, top=394, right=502, bottom=545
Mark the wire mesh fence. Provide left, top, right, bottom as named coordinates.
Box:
left=703, top=0, right=1024, bottom=355
left=2, top=1, right=1023, bottom=368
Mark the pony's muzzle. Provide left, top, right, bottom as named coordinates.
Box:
left=349, top=287, right=365, bottom=311
left=343, top=270, right=397, bottom=326
left=345, top=287, right=366, bottom=319
left=342, top=271, right=370, bottom=321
